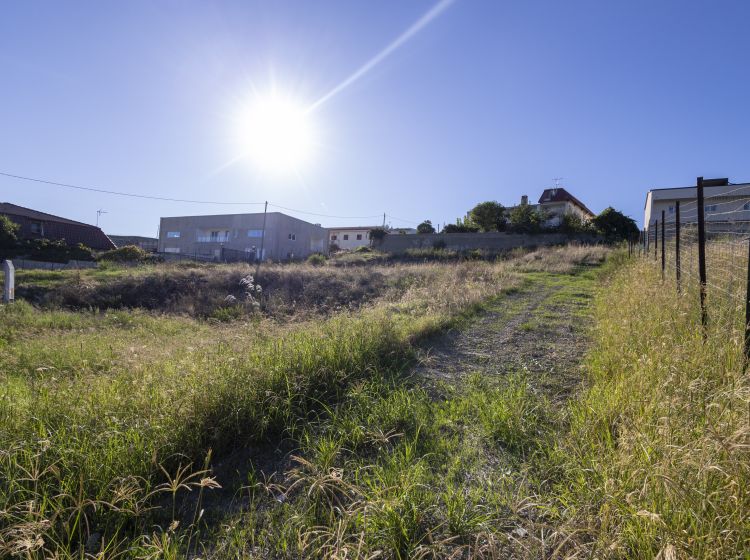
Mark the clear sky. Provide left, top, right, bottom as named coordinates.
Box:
left=1, top=0, right=748, bottom=235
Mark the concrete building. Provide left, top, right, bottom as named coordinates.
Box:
left=0, top=202, right=115, bottom=250
left=644, top=178, right=750, bottom=231
left=158, top=212, right=328, bottom=261
left=328, top=226, right=378, bottom=251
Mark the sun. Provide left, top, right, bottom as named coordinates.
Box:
left=236, top=93, right=315, bottom=174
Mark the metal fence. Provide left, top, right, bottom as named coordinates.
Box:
left=641, top=176, right=750, bottom=358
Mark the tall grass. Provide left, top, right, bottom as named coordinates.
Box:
left=549, top=253, right=750, bottom=558
left=0, top=245, right=611, bottom=557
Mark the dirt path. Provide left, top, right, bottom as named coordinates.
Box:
left=414, top=273, right=595, bottom=403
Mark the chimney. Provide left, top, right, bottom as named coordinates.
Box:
left=521, top=195, right=528, bottom=205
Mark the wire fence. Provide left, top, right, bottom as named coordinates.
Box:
left=637, top=177, right=750, bottom=359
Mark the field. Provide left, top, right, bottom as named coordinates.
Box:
left=1, top=245, right=748, bottom=558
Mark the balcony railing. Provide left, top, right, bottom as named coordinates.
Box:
left=196, top=235, right=229, bottom=243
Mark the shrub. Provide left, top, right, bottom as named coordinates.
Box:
left=416, top=220, right=436, bottom=234
left=97, top=245, right=152, bottom=263
left=306, top=253, right=327, bottom=266
left=23, top=238, right=95, bottom=262
left=355, top=246, right=372, bottom=253
left=369, top=227, right=388, bottom=242
left=0, top=215, right=20, bottom=258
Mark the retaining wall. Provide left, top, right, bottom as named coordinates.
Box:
left=376, top=232, right=600, bottom=254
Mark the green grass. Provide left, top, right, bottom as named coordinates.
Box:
left=0, top=245, right=625, bottom=558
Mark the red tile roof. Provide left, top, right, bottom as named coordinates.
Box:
left=537, top=188, right=595, bottom=217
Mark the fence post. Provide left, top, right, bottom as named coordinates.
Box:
left=2, top=260, right=15, bottom=303
left=675, top=200, right=681, bottom=292
left=654, top=219, right=658, bottom=260
left=697, top=176, right=708, bottom=333
left=745, top=235, right=750, bottom=362
left=661, top=209, right=665, bottom=280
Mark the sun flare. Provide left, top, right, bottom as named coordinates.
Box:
left=236, top=93, right=315, bottom=174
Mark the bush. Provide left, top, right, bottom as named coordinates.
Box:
left=306, top=253, right=327, bottom=266
left=369, top=227, right=388, bottom=242
left=23, top=238, right=95, bottom=263
left=355, top=246, right=372, bottom=253
left=97, top=245, right=152, bottom=263
left=0, top=215, right=20, bottom=258
left=443, top=223, right=479, bottom=233
left=432, top=239, right=447, bottom=249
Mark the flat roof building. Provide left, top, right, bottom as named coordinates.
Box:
left=158, top=211, right=328, bottom=261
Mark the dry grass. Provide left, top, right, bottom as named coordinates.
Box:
left=0, top=244, right=610, bottom=558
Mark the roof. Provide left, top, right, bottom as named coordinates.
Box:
left=537, top=188, right=595, bottom=217
left=0, top=202, right=116, bottom=250
left=645, top=181, right=750, bottom=208
left=0, top=202, right=93, bottom=226
left=327, top=226, right=380, bottom=231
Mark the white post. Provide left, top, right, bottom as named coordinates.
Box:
left=3, top=260, right=15, bottom=303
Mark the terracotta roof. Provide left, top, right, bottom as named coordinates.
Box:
left=537, top=188, right=595, bottom=217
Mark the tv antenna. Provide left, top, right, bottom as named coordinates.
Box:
left=96, top=209, right=108, bottom=227
left=552, top=177, right=564, bottom=189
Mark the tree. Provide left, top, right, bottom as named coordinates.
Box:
left=559, top=213, right=593, bottom=234
left=443, top=217, right=479, bottom=233
left=508, top=204, right=544, bottom=233
left=417, top=220, right=435, bottom=234
left=369, top=227, right=388, bottom=243
left=592, top=207, right=639, bottom=240
left=0, top=215, right=20, bottom=258
left=468, top=201, right=506, bottom=232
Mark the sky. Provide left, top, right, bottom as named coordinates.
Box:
left=1, top=0, right=749, bottom=235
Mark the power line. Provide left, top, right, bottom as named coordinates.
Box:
left=0, top=170, right=400, bottom=222
left=0, top=171, right=265, bottom=206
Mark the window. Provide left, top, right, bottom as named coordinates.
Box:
left=343, top=234, right=349, bottom=240
left=247, top=229, right=264, bottom=237
left=331, top=234, right=337, bottom=241
left=356, top=234, right=362, bottom=240
left=29, top=221, right=43, bottom=234
left=167, top=231, right=180, bottom=238
left=288, top=233, right=296, bottom=241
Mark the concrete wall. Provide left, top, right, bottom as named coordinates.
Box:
left=12, top=259, right=98, bottom=270
left=158, top=212, right=329, bottom=260
left=376, top=232, right=599, bottom=254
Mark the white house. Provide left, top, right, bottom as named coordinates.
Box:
left=328, top=226, right=378, bottom=250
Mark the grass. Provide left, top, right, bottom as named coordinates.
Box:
left=16, top=243, right=730, bottom=559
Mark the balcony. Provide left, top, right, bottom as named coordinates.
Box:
left=196, top=235, right=229, bottom=243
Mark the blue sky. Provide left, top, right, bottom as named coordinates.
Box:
left=1, top=0, right=748, bottom=235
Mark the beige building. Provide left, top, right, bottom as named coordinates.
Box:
left=644, top=178, right=750, bottom=230
left=507, top=188, right=595, bottom=227
left=158, top=211, right=328, bottom=261
left=328, top=226, right=378, bottom=250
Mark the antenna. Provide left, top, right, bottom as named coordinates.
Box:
left=552, top=177, right=564, bottom=189
left=96, top=209, right=108, bottom=227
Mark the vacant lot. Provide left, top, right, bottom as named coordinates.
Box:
left=5, top=244, right=746, bottom=559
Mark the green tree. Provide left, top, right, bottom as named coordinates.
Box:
left=369, top=227, right=388, bottom=243
left=0, top=215, right=20, bottom=258
left=416, top=220, right=436, bottom=234
left=592, top=207, right=639, bottom=240
left=559, top=213, right=593, bottom=234
left=508, top=204, right=544, bottom=233
left=468, top=201, right=506, bottom=232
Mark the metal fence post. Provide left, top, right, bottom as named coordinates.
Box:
left=697, top=176, right=708, bottom=333
left=675, top=200, right=681, bottom=292
left=661, top=210, right=665, bottom=280
left=745, top=235, right=750, bottom=362
left=654, top=219, right=658, bottom=260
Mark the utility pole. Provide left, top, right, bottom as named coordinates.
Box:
left=96, top=209, right=107, bottom=227
left=255, top=201, right=268, bottom=279
left=382, top=213, right=386, bottom=228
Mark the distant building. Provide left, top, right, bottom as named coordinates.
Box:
left=109, top=235, right=158, bottom=252
left=0, top=202, right=115, bottom=250
left=158, top=211, right=328, bottom=261
left=507, top=188, right=595, bottom=228
left=328, top=226, right=378, bottom=250
left=644, top=178, right=750, bottom=231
